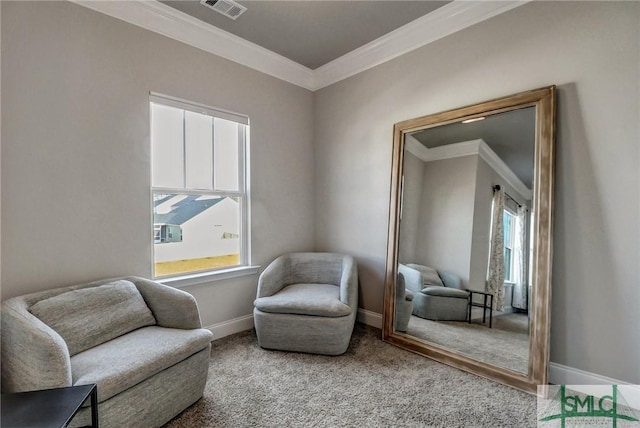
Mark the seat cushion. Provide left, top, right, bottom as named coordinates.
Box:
left=254, top=283, right=351, bottom=317
left=29, top=280, right=156, bottom=356
left=421, top=285, right=469, bottom=299
left=70, top=326, right=213, bottom=402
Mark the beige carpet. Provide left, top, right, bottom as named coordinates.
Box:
left=406, top=313, right=530, bottom=374
left=164, top=323, right=536, bottom=427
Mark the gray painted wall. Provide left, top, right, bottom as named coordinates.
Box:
left=398, top=150, right=424, bottom=264
left=314, top=2, right=639, bottom=382
left=1, top=2, right=316, bottom=327
left=415, top=155, right=476, bottom=287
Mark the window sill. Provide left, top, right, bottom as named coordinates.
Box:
left=157, top=265, right=260, bottom=289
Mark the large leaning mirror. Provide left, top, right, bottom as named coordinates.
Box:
left=383, top=86, right=556, bottom=393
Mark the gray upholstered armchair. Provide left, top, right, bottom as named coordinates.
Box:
left=253, top=252, right=358, bottom=356
left=398, top=263, right=469, bottom=321
left=1, top=276, right=213, bottom=428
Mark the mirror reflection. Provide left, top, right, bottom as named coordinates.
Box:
left=395, top=107, right=535, bottom=374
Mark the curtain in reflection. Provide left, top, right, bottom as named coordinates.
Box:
left=487, top=188, right=505, bottom=311
left=512, top=206, right=529, bottom=310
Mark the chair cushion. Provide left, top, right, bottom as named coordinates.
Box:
left=406, top=264, right=444, bottom=286
left=71, top=326, right=213, bottom=402
left=30, top=280, right=156, bottom=356
left=421, top=285, right=469, bottom=299
left=438, top=271, right=463, bottom=289
left=254, top=283, right=351, bottom=317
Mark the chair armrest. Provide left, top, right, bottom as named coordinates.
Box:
left=398, top=264, right=423, bottom=294
left=396, top=272, right=414, bottom=301
left=396, top=273, right=407, bottom=300
left=256, top=256, right=289, bottom=298
left=339, top=255, right=358, bottom=308
left=404, top=289, right=414, bottom=301
left=128, top=277, right=202, bottom=329
left=1, top=301, right=72, bottom=393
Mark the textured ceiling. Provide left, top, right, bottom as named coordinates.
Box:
left=411, top=107, right=536, bottom=189
left=162, top=1, right=449, bottom=69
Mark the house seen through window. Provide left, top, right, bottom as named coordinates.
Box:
left=150, top=94, right=249, bottom=278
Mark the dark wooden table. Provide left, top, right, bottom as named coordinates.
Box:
left=1, top=384, right=98, bottom=428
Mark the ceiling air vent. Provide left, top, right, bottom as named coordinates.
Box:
left=200, top=0, right=247, bottom=20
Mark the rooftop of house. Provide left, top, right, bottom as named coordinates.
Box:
left=154, top=195, right=229, bottom=225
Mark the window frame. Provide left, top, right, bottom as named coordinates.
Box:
left=502, top=208, right=517, bottom=283
left=149, top=93, right=252, bottom=282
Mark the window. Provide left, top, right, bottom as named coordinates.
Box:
left=503, top=209, right=516, bottom=283
left=150, top=94, right=249, bottom=278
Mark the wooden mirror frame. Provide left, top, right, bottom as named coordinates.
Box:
left=382, top=86, right=556, bottom=393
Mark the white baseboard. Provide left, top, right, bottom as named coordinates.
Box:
left=355, top=310, right=632, bottom=386
left=205, top=314, right=254, bottom=341
left=356, top=308, right=383, bottom=329
left=549, top=363, right=631, bottom=386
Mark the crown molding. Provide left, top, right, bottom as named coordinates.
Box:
left=423, top=139, right=481, bottom=163
left=476, top=140, right=532, bottom=200
left=71, top=0, right=528, bottom=92
left=404, top=135, right=431, bottom=160
left=406, top=138, right=532, bottom=200
left=71, top=0, right=316, bottom=90
left=313, top=1, right=529, bottom=90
